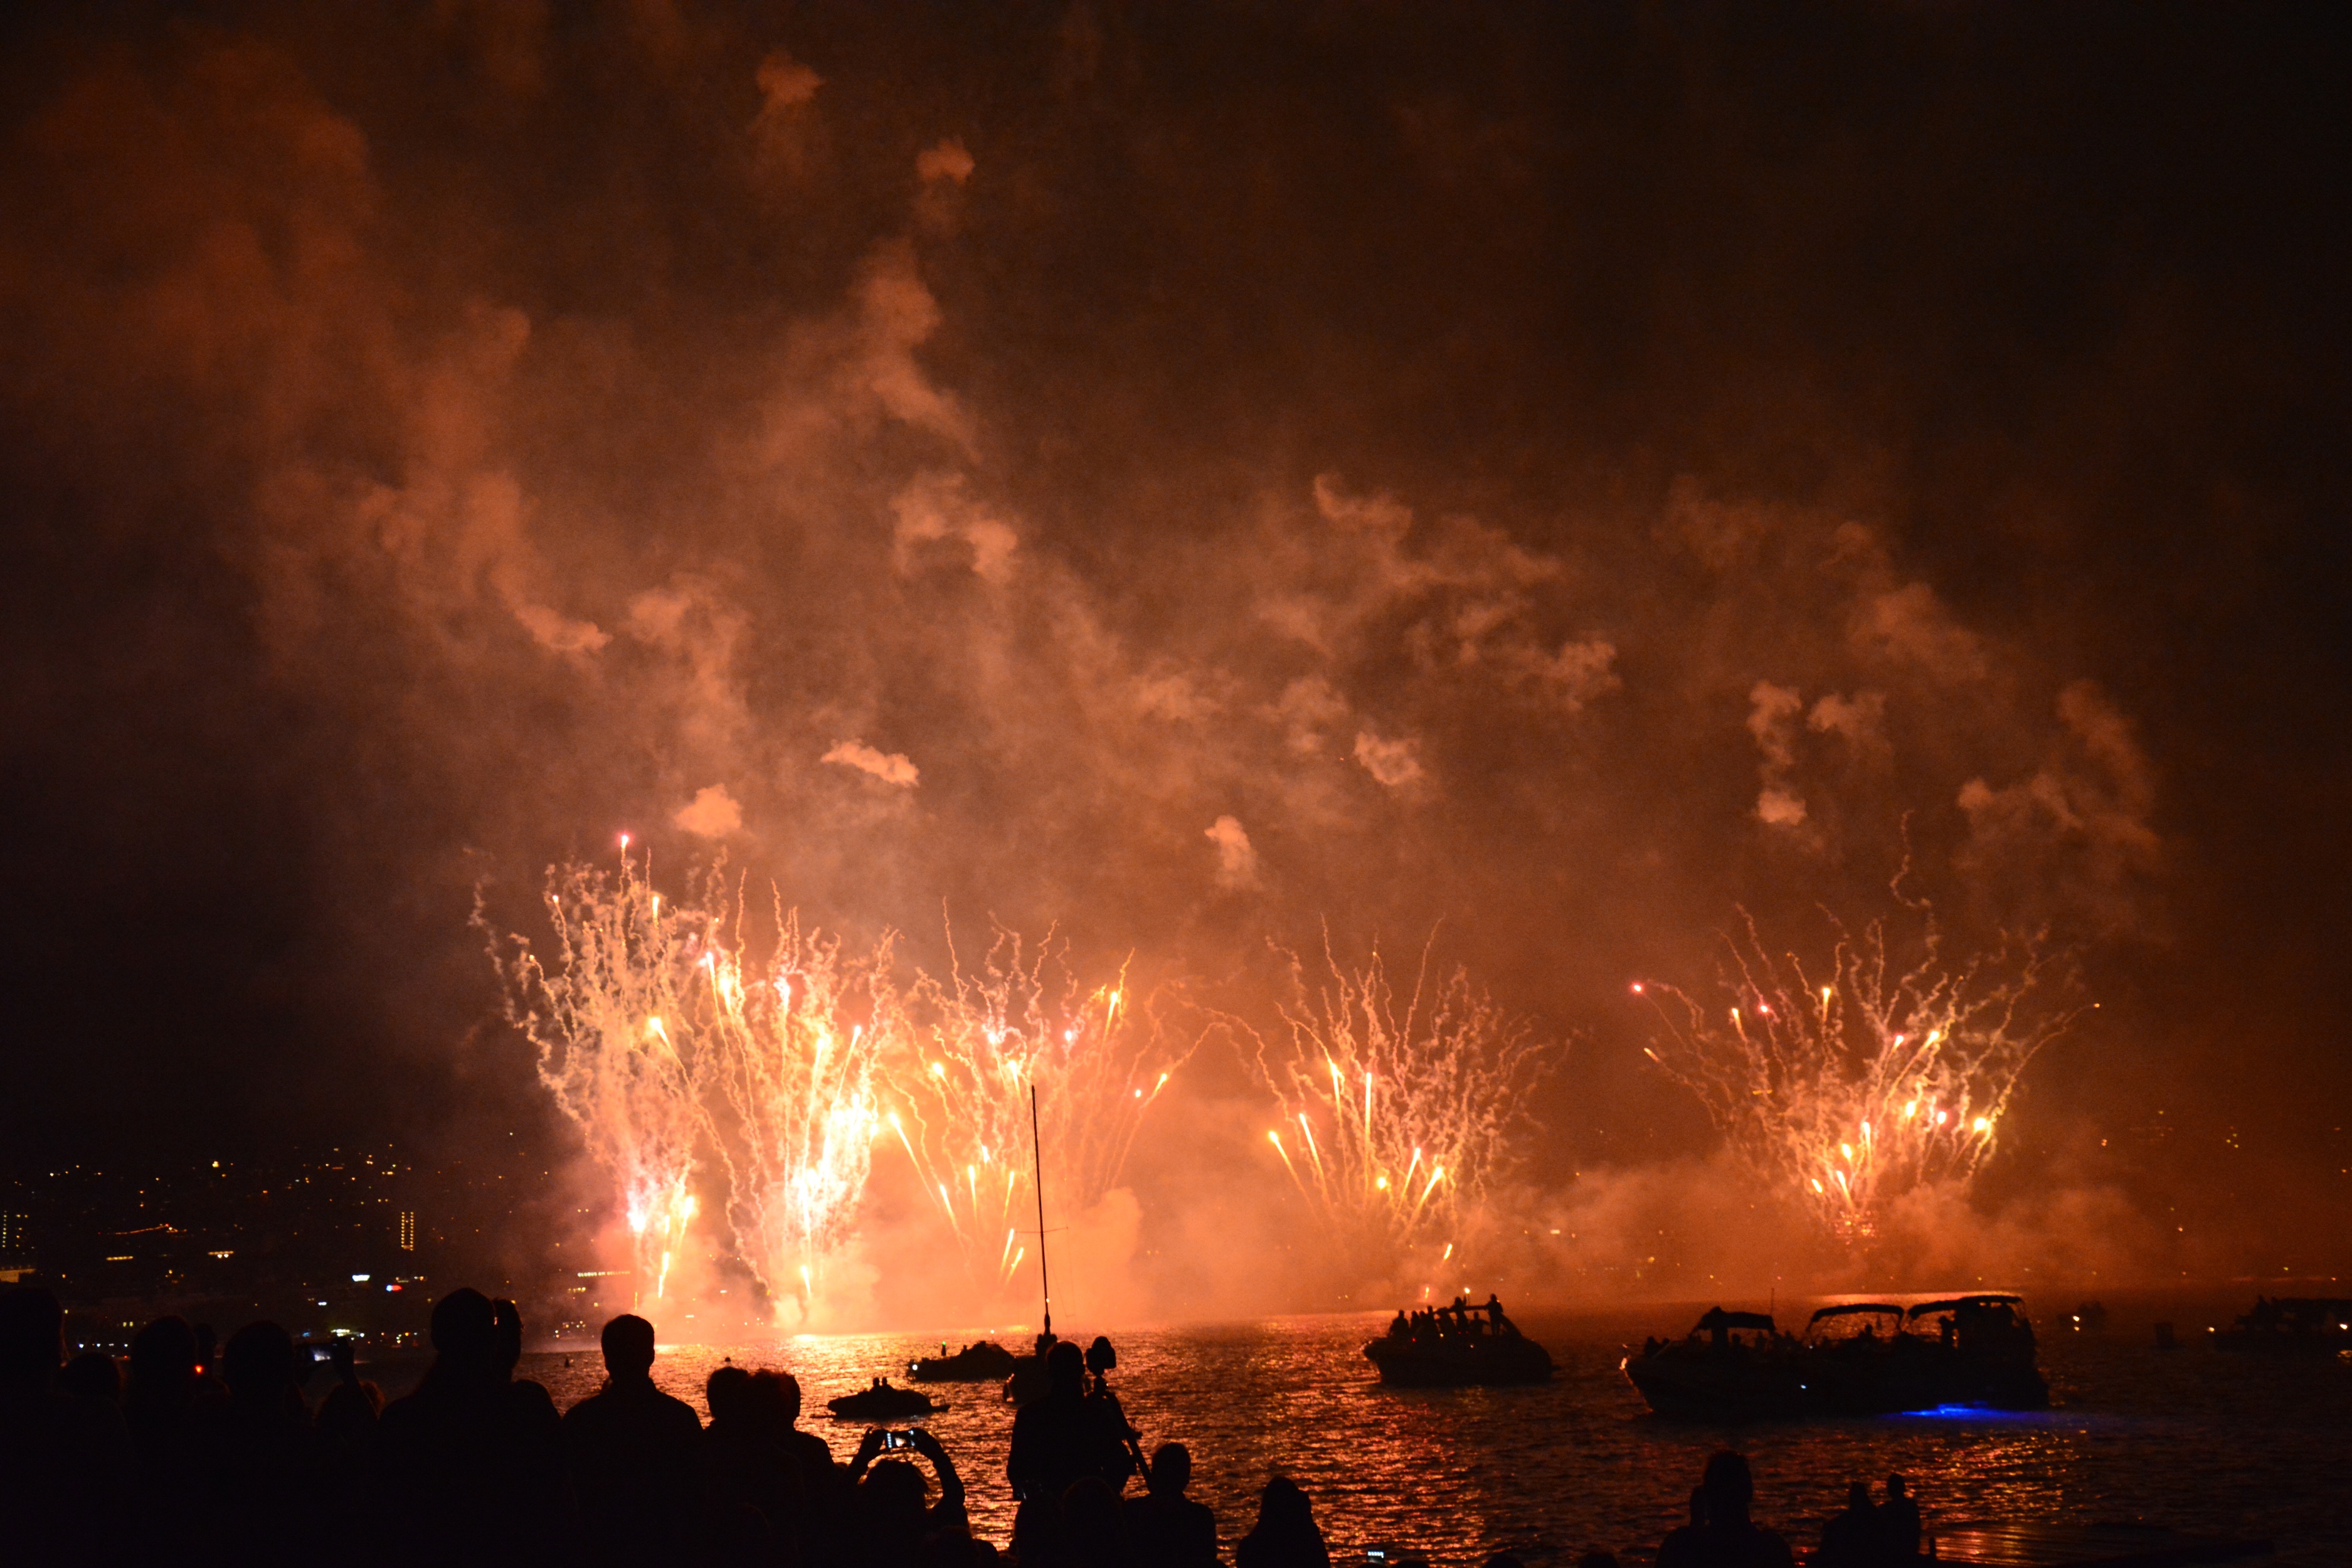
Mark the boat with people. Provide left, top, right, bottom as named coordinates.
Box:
left=1364, top=1295, right=1554, bottom=1387
left=1624, top=1293, right=2048, bottom=1417
left=2213, top=1296, right=2352, bottom=1355
left=825, top=1377, right=943, bottom=1422
left=908, top=1339, right=1020, bottom=1382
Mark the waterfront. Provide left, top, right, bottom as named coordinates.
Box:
left=494, top=1293, right=2347, bottom=1565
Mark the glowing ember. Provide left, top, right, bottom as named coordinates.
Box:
left=699, top=902, right=896, bottom=1318
left=488, top=845, right=718, bottom=1305
left=1240, top=941, right=1550, bottom=1277
left=1635, top=905, right=2077, bottom=1242
left=887, top=933, right=1184, bottom=1286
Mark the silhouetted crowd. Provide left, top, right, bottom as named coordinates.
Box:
left=3, top=1282, right=1930, bottom=1567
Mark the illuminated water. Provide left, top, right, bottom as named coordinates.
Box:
left=511, top=1298, right=2346, bottom=1565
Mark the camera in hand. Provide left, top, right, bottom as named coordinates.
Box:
left=881, top=1429, right=920, bottom=1450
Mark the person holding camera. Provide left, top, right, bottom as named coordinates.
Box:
left=845, top=1425, right=987, bottom=1566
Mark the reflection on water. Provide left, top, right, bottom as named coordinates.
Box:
left=514, top=1301, right=2345, bottom=1565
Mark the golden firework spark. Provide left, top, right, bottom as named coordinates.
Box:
left=489, top=846, right=898, bottom=1317
left=1239, top=938, right=1552, bottom=1274
left=1635, top=905, right=2077, bottom=1242
left=487, top=839, right=719, bottom=1306
left=884, top=930, right=1185, bottom=1286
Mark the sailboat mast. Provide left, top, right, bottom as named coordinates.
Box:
left=1030, top=1081, right=1052, bottom=1337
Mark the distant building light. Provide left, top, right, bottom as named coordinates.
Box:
left=351, top=1273, right=371, bottom=1283
left=386, top=1283, right=402, bottom=1292
left=105, top=1255, right=134, bottom=1263
left=209, top=1250, right=233, bottom=1259
left=577, top=1270, right=625, bottom=1278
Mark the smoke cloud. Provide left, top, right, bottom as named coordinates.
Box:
left=3, top=4, right=2346, bottom=1313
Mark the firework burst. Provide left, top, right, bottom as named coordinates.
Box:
left=1634, top=906, right=2077, bottom=1242
left=882, top=929, right=1184, bottom=1289
left=697, top=894, right=896, bottom=1317
left=1242, top=939, right=1551, bottom=1276
left=487, top=837, right=714, bottom=1305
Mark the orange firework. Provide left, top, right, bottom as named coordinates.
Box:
left=883, top=930, right=1184, bottom=1287
left=1634, top=906, right=2078, bottom=1242
left=489, top=846, right=899, bottom=1318
left=487, top=839, right=716, bottom=1306
left=1241, top=939, right=1551, bottom=1274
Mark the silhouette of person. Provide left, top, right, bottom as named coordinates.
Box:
left=758, top=1367, right=839, bottom=1493
left=1083, top=1335, right=1144, bottom=1487
left=1485, top=1294, right=1508, bottom=1330
left=374, top=1286, right=571, bottom=1566
left=1877, top=1474, right=1922, bottom=1560
left=1655, top=1452, right=1793, bottom=1568
left=1009, top=1340, right=1122, bottom=1562
left=1123, top=1441, right=1217, bottom=1568
left=701, top=1363, right=806, bottom=1564
left=0, top=1285, right=132, bottom=1566
left=1576, top=1554, right=1622, bottom=1568
left=187, top=1320, right=323, bottom=1566
left=1813, top=1482, right=1877, bottom=1568
left=493, top=1297, right=562, bottom=1431
left=1057, top=1474, right=1130, bottom=1568
left=1389, top=1311, right=1409, bottom=1338
left=562, top=1312, right=704, bottom=1567
left=1236, top=1474, right=1332, bottom=1568
left=1658, top=1483, right=1707, bottom=1562
left=845, top=1426, right=982, bottom=1565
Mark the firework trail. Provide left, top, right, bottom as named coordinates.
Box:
left=1240, top=938, right=1552, bottom=1276
left=1634, top=906, right=2077, bottom=1242
left=882, top=929, right=1185, bottom=1290
left=697, top=893, right=896, bottom=1318
left=487, top=837, right=712, bottom=1305
left=489, top=844, right=898, bottom=1315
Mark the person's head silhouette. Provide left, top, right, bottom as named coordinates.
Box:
left=707, top=1364, right=752, bottom=1426
left=1148, top=1441, right=1192, bottom=1497
left=221, top=1321, right=298, bottom=1411
left=1700, top=1451, right=1754, bottom=1526
left=1846, top=1481, right=1873, bottom=1512
left=1257, top=1475, right=1313, bottom=1533
left=430, top=1288, right=499, bottom=1377
left=752, top=1367, right=803, bottom=1428
left=1885, top=1473, right=1909, bottom=1502
left=601, top=1314, right=656, bottom=1382
left=1046, top=1338, right=1085, bottom=1397
left=129, top=1315, right=199, bottom=1398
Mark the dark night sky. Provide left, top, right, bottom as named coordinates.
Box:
left=1, top=3, right=2346, bottom=1279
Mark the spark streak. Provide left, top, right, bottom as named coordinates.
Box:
left=1635, top=904, right=2075, bottom=1243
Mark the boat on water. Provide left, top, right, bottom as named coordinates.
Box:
left=826, top=1378, right=942, bottom=1422
left=908, top=1339, right=1019, bottom=1382
left=1624, top=1294, right=2048, bottom=1418
left=2213, top=1296, right=2352, bottom=1354
left=1365, top=1298, right=1554, bottom=1387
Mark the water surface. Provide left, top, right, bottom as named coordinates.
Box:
left=511, top=1296, right=2345, bottom=1565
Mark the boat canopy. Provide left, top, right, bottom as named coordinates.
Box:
left=1806, top=1303, right=1906, bottom=1327
left=1907, top=1294, right=2025, bottom=1320
left=1695, top=1306, right=1777, bottom=1332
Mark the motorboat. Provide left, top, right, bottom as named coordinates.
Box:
left=1624, top=1295, right=2047, bottom=1417
left=908, top=1339, right=1019, bottom=1382
left=825, top=1378, right=942, bottom=1422
left=1365, top=1301, right=1554, bottom=1387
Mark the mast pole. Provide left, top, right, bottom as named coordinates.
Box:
left=1030, top=1081, right=1051, bottom=1338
